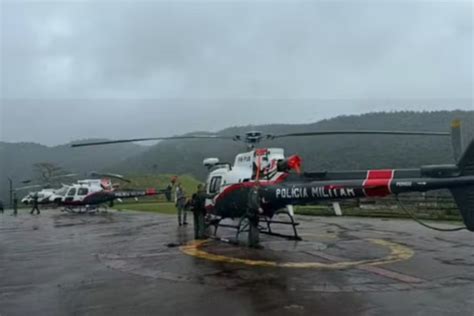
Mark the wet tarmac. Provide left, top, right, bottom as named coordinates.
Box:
left=1, top=209, right=473, bottom=315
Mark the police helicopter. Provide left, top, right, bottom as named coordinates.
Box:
left=57, top=172, right=170, bottom=214
left=72, top=120, right=474, bottom=246
left=16, top=173, right=78, bottom=205
left=18, top=172, right=170, bottom=214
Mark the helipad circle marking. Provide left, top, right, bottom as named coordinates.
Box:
left=180, top=239, right=414, bottom=269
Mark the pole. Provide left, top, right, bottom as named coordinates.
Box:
left=8, top=177, right=13, bottom=208
left=332, top=202, right=343, bottom=216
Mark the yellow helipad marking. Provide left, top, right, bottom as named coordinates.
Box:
left=180, top=239, right=414, bottom=269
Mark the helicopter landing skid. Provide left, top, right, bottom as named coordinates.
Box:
left=258, top=210, right=302, bottom=241
left=210, top=209, right=302, bottom=246
left=62, top=205, right=108, bottom=215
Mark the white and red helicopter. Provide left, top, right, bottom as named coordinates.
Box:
left=59, top=173, right=170, bottom=213
left=73, top=121, right=474, bottom=246
left=17, top=173, right=78, bottom=205
left=19, top=173, right=169, bottom=213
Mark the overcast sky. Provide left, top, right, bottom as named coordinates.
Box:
left=1, top=0, right=472, bottom=146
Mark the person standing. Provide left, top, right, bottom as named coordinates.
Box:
left=0, top=200, right=4, bottom=214
left=165, top=183, right=173, bottom=202
left=191, top=184, right=213, bottom=239
left=175, top=183, right=187, bottom=226
left=30, top=193, right=40, bottom=215
left=12, top=193, right=18, bottom=216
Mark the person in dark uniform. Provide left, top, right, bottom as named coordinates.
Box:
left=12, top=193, right=18, bottom=216
left=190, top=184, right=213, bottom=239
left=0, top=200, right=4, bottom=214
left=30, top=193, right=40, bottom=215
left=164, top=183, right=173, bottom=202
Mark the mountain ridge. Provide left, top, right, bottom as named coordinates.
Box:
left=1, top=110, right=473, bottom=203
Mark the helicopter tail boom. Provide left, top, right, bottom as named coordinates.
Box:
left=258, top=141, right=474, bottom=230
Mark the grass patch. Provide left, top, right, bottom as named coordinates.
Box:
left=116, top=202, right=178, bottom=215
left=116, top=199, right=464, bottom=224
left=295, top=205, right=463, bottom=222
left=122, top=174, right=201, bottom=197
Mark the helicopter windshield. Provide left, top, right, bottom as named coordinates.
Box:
left=67, top=188, right=77, bottom=196
left=56, top=187, right=68, bottom=196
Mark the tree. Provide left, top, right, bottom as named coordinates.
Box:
left=33, top=162, right=68, bottom=185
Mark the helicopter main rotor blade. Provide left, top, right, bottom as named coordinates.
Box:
left=71, top=135, right=235, bottom=147
left=49, top=173, right=78, bottom=179
left=18, top=174, right=78, bottom=189
left=266, top=130, right=451, bottom=139
left=14, top=184, right=43, bottom=191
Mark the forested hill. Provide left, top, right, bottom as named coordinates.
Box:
left=111, top=111, right=474, bottom=180
left=0, top=141, right=146, bottom=202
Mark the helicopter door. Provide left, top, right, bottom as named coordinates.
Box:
left=64, top=187, right=77, bottom=203
left=77, top=187, right=89, bottom=202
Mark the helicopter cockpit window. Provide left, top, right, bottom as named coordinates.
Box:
left=78, top=188, right=89, bottom=196
left=67, top=188, right=77, bottom=196
left=209, top=176, right=222, bottom=194
left=57, top=187, right=68, bottom=196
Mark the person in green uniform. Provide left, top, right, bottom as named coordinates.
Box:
left=190, top=184, right=213, bottom=239
left=30, top=193, right=40, bottom=215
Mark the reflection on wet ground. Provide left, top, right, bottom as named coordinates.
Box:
left=1, top=209, right=473, bottom=315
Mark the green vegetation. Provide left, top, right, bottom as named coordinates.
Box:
left=116, top=199, right=463, bottom=223
left=295, top=205, right=462, bottom=222
left=122, top=174, right=201, bottom=196
left=115, top=174, right=201, bottom=214
left=116, top=202, right=177, bottom=214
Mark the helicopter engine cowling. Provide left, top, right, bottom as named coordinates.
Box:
left=277, top=155, right=302, bottom=174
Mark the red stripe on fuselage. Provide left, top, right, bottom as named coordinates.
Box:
left=146, top=188, right=156, bottom=195
left=363, top=169, right=394, bottom=197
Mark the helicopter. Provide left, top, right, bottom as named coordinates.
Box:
left=21, top=188, right=60, bottom=205
left=72, top=120, right=474, bottom=246
left=18, top=172, right=170, bottom=213
left=57, top=173, right=170, bottom=213
left=16, top=173, right=78, bottom=205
